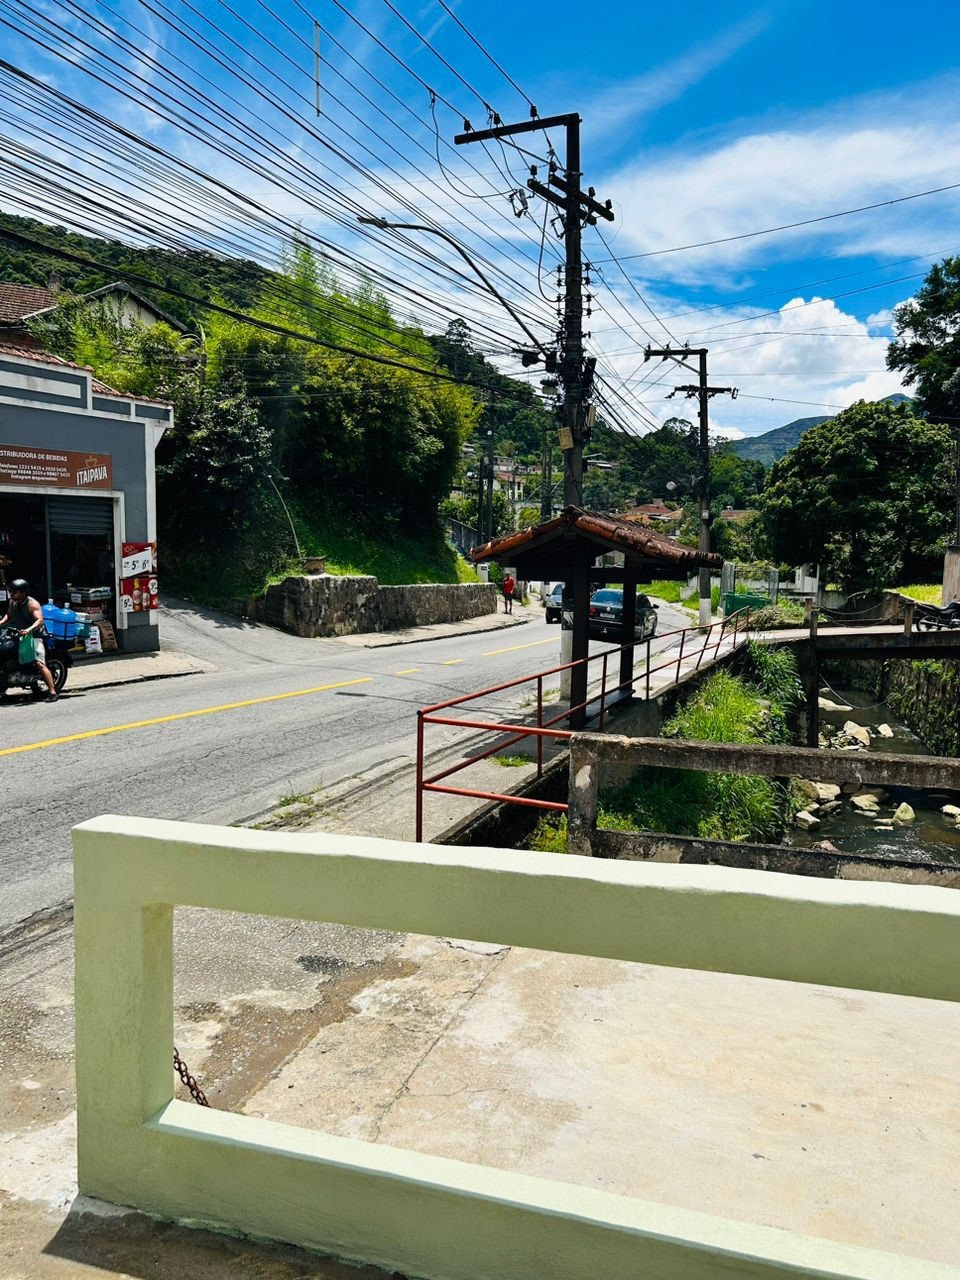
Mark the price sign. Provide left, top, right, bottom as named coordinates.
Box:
left=121, top=548, right=151, bottom=576
left=120, top=542, right=157, bottom=577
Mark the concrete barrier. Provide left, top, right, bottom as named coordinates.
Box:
left=74, top=817, right=960, bottom=1279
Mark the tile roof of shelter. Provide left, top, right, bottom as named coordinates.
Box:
left=471, top=506, right=722, bottom=576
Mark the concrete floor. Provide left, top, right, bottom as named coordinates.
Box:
left=242, top=936, right=960, bottom=1269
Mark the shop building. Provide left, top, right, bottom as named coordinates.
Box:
left=0, top=345, right=172, bottom=652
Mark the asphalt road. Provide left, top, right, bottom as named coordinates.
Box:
left=0, top=596, right=690, bottom=929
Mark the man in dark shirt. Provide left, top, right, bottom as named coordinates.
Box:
left=0, top=580, right=58, bottom=700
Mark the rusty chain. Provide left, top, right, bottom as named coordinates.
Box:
left=173, top=1046, right=209, bottom=1106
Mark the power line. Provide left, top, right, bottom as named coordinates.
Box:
left=0, top=223, right=545, bottom=399
left=594, top=180, right=960, bottom=263
left=434, top=0, right=537, bottom=112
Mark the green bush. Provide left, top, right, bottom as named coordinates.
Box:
left=594, top=664, right=799, bottom=846
left=748, top=599, right=807, bottom=629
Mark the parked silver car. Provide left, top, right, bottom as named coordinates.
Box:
left=544, top=583, right=563, bottom=623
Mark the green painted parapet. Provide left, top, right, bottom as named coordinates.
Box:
left=73, top=817, right=960, bottom=1280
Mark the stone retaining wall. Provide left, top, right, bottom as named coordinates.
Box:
left=259, top=574, right=497, bottom=637
left=824, top=653, right=960, bottom=758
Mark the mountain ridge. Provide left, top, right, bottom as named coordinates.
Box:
left=729, top=393, right=911, bottom=466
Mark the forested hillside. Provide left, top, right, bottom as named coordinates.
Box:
left=3, top=215, right=483, bottom=602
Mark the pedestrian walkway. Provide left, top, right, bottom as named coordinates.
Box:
left=336, top=598, right=541, bottom=647
left=68, top=647, right=212, bottom=691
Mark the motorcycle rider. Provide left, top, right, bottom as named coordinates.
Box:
left=0, top=579, right=58, bottom=701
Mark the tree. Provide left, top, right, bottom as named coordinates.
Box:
left=755, top=400, right=954, bottom=592
left=887, top=256, right=960, bottom=422
left=710, top=444, right=764, bottom=509
left=582, top=468, right=633, bottom=513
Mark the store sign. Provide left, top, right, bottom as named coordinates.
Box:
left=0, top=445, right=113, bottom=490
left=120, top=541, right=158, bottom=612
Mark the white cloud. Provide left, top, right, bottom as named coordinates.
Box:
left=602, top=82, right=960, bottom=282
left=591, top=289, right=912, bottom=439
left=584, top=14, right=769, bottom=141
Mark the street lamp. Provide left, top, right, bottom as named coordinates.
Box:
left=356, top=216, right=548, bottom=358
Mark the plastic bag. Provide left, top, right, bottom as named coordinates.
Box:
left=18, top=633, right=35, bottom=664
left=84, top=627, right=103, bottom=656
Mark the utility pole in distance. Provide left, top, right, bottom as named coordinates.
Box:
left=644, top=345, right=737, bottom=625
left=455, top=113, right=613, bottom=509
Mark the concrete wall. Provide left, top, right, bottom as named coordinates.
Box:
left=592, top=827, right=960, bottom=889
left=261, top=574, right=497, bottom=638
left=73, top=815, right=960, bottom=1280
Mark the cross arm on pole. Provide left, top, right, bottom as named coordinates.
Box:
left=454, top=113, right=579, bottom=144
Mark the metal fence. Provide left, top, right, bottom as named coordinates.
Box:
left=415, top=611, right=751, bottom=840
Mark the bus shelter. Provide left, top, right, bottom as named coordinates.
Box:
left=472, top=506, right=723, bottom=724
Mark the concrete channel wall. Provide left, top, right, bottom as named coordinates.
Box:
left=250, top=574, right=497, bottom=637
left=566, top=733, right=960, bottom=887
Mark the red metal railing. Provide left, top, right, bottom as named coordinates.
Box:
left=415, top=609, right=750, bottom=840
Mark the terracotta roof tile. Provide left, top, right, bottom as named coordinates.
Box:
left=472, top=506, right=723, bottom=572
left=0, top=282, right=60, bottom=324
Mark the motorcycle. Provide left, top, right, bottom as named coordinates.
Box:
left=914, top=601, right=960, bottom=631
left=0, top=625, right=71, bottom=699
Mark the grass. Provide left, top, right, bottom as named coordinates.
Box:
left=646, top=579, right=683, bottom=603
left=167, top=509, right=481, bottom=606
left=277, top=792, right=315, bottom=807
left=593, top=670, right=786, bottom=844
left=493, top=754, right=531, bottom=767
left=747, top=598, right=807, bottom=629
left=893, top=583, right=942, bottom=604
left=527, top=654, right=803, bottom=853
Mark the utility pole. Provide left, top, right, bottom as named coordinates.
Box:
left=485, top=428, right=495, bottom=542
left=457, top=113, right=612, bottom=727
left=456, top=113, right=612, bottom=510
left=540, top=421, right=553, bottom=522
left=644, top=346, right=737, bottom=625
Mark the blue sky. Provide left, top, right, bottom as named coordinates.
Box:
left=3, top=0, right=960, bottom=437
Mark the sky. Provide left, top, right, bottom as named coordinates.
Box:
left=3, top=0, right=960, bottom=439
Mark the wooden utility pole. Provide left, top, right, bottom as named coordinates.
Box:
left=644, top=345, right=737, bottom=625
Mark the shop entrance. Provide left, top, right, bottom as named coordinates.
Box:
left=0, top=493, right=115, bottom=620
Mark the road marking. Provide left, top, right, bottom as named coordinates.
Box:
left=442, top=658, right=464, bottom=665
left=394, top=667, right=419, bottom=675
left=0, top=677, right=374, bottom=757
left=482, top=637, right=558, bottom=656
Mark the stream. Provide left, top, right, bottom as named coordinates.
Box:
left=787, top=685, right=960, bottom=867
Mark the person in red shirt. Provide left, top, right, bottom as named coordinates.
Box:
left=502, top=572, right=516, bottom=614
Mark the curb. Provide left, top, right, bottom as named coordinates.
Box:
left=68, top=665, right=209, bottom=693
left=353, top=614, right=534, bottom=648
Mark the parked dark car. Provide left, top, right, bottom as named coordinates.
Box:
left=544, top=583, right=563, bottom=624
left=588, top=588, right=658, bottom=641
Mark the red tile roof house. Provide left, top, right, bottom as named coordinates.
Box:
left=0, top=280, right=189, bottom=350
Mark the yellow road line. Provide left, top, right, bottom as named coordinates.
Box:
left=394, top=667, right=419, bottom=675
left=482, top=637, right=558, bottom=657
left=442, top=658, right=464, bottom=665
left=0, top=677, right=374, bottom=757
